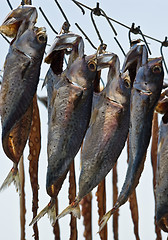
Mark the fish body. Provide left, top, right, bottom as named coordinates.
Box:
left=46, top=54, right=97, bottom=198
left=0, top=21, right=47, bottom=191
left=78, top=55, right=131, bottom=199
left=99, top=57, right=164, bottom=231
left=1, top=23, right=47, bottom=144
left=156, top=120, right=168, bottom=232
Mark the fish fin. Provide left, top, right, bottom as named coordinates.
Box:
left=98, top=209, right=112, bottom=233
left=55, top=202, right=81, bottom=223
left=0, top=167, right=20, bottom=193
left=98, top=205, right=119, bottom=232
left=29, top=200, right=56, bottom=226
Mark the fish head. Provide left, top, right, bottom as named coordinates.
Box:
left=104, top=54, right=131, bottom=105
left=45, top=33, right=84, bottom=64
left=134, top=57, right=164, bottom=104
left=66, top=54, right=97, bottom=89
left=0, top=5, right=37, bottom=38
left=122, top=41, right=148, bottom=86
left=97, top=53, right=116, bottom=71
left=13, top=23, right=47, bottom=59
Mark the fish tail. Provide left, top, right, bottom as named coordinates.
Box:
left=0, top=167, right=20, bottom=193
left=29, top=200, right=56, bottom=226
left=98, top=205, right=119, bottom=232
left=55, top=200, right=81, bottom=223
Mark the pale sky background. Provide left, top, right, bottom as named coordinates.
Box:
left=0, top=0, right=168, bottom=239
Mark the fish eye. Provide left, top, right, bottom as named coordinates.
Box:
left=124, top=78, right=131, bottom=88
left=37, top=34, right=46, bottom=43
left=152, top=65, right=162, bottom=74
left=88, top=61, right=97, bottom=72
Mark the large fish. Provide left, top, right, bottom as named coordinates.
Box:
left=30, top=36, right=97, bottom=226
left=99, top=57, right=164, bottom=231
left=0, top=20, right=47, bottom=192
left=155, top=119, right=168, bottom=232
left=55, top=53, right=132, bottom=221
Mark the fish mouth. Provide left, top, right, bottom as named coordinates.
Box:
left=97, top=53, right=116, bottom=71
left=135, top=87, right=152, bottom=96
left=0, top=5, right=37, bottom=38
left=44, top=33, right=83, bottom=64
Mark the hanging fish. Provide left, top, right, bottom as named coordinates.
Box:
left=155, top=119, right=168, bottom=232
left=29, top=35, right=97, bottom=226
left=0, top=19, right=47, bottom=192
left=55, top=53, right=132, bottom=221
left=0, top=4, right=37, bottom=38
left=99, top=57, right=164, bottom=231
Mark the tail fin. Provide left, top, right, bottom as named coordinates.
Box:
left=98, top=205, right=118, bottom=232
left=29, top=200, right=56, bottom=226
left=0, top=167, right=20, bottom=193
left=55, top=201, right=81, bottom=224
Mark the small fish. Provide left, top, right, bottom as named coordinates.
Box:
left=99, top=57, right=164, bottom=231
left=155, top=120, right=168, bottom=232
left=0, top=20, right=47, bottom=192
left=0, top=4, right=37, bottom=38
left=30, top=38, right=97, bottom=226
left=55, top=54, right=132, bottom=221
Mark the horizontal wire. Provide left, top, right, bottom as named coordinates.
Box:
left=74, top=1, right=163, bottom=44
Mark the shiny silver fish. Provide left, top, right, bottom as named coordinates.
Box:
left=0, top=20, right=47, bottom=192
left=55, top=53, right=132, bottom=221
left=100, top=57, right=164, bottom=231
left=155, top=119, right=168, bottom=232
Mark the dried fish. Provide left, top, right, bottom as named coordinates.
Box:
left=30, top=34, right=97, bottom=226
left=100, top=57, right=164, bottom=231
left=0, top=20, right=47, bottom=192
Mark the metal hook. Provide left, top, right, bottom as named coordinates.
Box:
left=0, top=33, right=10, bottom=44
left=21, top=0, right=25, bottom=6
left=91, top=2, right=117, bottom=45
left=54, top=0, right=70, bottom=29
left=128, top=23, right=151, bottom=55
left=160, top=37, right=168, bottom=74
left=75, top=23, right=97, bottom=50
left=114, top=37, right=126, bottom=56
left=39, top=7, right=58, bottom=35
left=72, top=0, right=85, bottom=15
left=6, top=0, right=13, bottom=10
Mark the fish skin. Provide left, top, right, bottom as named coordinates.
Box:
left=0, top=22, right=47, bottom=148
left=111, top=57, right=164, bottom=212
left=0, top=5, right=37, bottom=38
left=46, top=54, right=97, bottom=198
left=78, top=55, right=131, bottom=200
left=156, top=120, right=168, bottom=232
